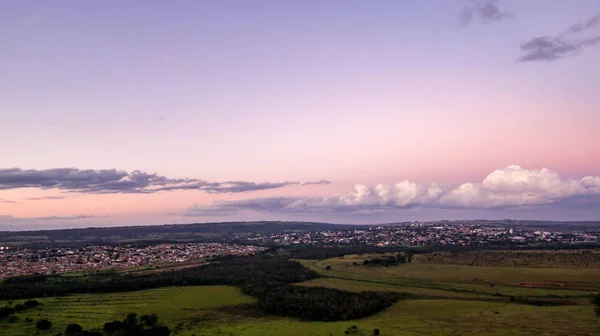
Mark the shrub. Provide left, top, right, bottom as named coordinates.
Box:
left=345, top=325, right=360, bottom=335
left=0, top=307, right=15, bottom=319
left=36, top=319, right=52, bottom=330
left=65, top=323, right=83, bottom=335
left=140, top=313, right=158, bottom=326
left=13, top=304, right=26, bottom=312
left=24, top=299, right=41, bottom=309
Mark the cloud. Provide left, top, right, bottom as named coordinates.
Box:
left=0, top=168, right=327, bottom=195
left=0, top=198, right=16, bottom=204
left=22, top=196, right=67, bottom=201
left=460, top=0, right=514, bottom=27
left=35, top=215, right=107, bottom=221
left=0, top=214, right=107, bottom=224
left=301, top=180, right=332, bottom=186
left=180, top=166, right=600, bottom=216
left=519, top=14, right=600, bottom=62
left=565, top=14, right=600, bottom=34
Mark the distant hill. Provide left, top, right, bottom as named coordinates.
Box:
left=0, top=221, right=363, bottom=247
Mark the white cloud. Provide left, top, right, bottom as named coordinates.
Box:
left=181, top=165, right=600, bottom=216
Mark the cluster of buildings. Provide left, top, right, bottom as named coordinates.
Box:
left=0, top=243, right=265, bottom=278
left=1, top=221, right=597, bottom=279
left=243, top=221, right=599, bottom=247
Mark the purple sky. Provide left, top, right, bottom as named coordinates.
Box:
left=1, top=1, right=600, bottom=229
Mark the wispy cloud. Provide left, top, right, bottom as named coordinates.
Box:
left=519, top=14, right=600, bottom=62
left=301, top=180, right=332, bottom=186
left=459, top=0, right=514, bottom=27
left=565, top=14, right=600, bottom=34
left=180, top=166, right=600, bottom=217
left=0, top=198, right=16, bottom=204
left=22, top=196, right=67, bottom=201
left=0, top=214, right=108, bottom=224
left=0, top=168, right=330, bottom=195
left=35, top=214, right=108, bottom=221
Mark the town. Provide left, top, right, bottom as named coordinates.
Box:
left=242, top=221, right=599, bottom=247
left=1, top=221, right=598, bottom=278
left=0, top=243, right=265, bottom=279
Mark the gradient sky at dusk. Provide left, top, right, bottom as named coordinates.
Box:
left=2, top=1, right=600, bottom=229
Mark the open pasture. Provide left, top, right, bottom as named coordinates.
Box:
left=0, top=285, right=255, bottom=335
left=184, top=299, right=600, bottom=336
left=303, top=254, right=600, bottom=294
left=1, top=250, right=599, bottom=335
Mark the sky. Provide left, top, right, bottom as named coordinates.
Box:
left=1, top=0, right=600, bottom=230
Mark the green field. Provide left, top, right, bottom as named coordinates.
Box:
left=3, top=293, right=598, bottom=336
left=189, top=300, right=600, bottom=336
left=413, top=250, right=600, bottom=268
left=0, top=286, right=255, bottom=335
left=299, top=255, right=600, bottom=298
left=1, top=251, right=600, bottom=335
left=296, top=277, right=495, bottom=299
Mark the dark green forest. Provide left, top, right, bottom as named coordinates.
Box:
left=0, top=255, right=403, bottom=322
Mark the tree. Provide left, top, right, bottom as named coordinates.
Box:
left=325, top=265, right=331, bottom=271
left=396, top=254, right=406, bottom=263
left=65, top=323, right=83, bottom=335
left=373, top=328, right=380, bottom=335
left=36, top=319, right=52, bottom=330
left=345, top=325, right=360, bottom=335
left=24, top=299, right=41, bottom=309
left=124, top=312, right=138, bottom=328
left=103, top=320, right=127, bottom=332
left=591, top=293, right=600, bottom=317
left=0, top=306, right=15, bottom=318
left=140, top=313, right=159, bottom=326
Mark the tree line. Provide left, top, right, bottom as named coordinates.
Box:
left=0, top=255, right=318, bottom=300
left=0, top=255, right=406, bottom=321
left=242, top=282, right=407, bottom=321
left=362, top=253, right=413, bottom=267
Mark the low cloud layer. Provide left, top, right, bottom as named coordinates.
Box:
left=0, top=168, right=330, bottom=194
left=181, top=166, right=600, bottom=217
left=22, top=196, right=67, bottom=201
left=519, top=14, right=600, bottom=62
left=459, top=0, right=514, bottom=27
left=0, top=214, right=106, bottom=224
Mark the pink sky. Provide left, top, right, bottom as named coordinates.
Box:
left=1, top=1, right=600, bottom=229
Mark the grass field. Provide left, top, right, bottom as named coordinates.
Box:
left=299, top=255, right=600, bottom=297
left=3, top=289, right=598, bottom=336
left=1, top=251, right=600, bottom=335
left=188, top=300, right=600, bottom=336
left=413, top=250, right=600, bottom=268
left=0, top=286, right=255, bottom=336
left=296, top=277, right=496, bottom=299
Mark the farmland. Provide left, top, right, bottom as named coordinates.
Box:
left=0, top=250, right=599, bottom=335
left=1, top=287, right=598, bottom=336
left=0, top=286, right=255, bottom=336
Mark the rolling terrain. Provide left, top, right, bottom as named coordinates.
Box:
left=0, top=249, right=598, bottom=335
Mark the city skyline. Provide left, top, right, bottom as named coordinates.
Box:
left=2, top=1, right=600, bottom=229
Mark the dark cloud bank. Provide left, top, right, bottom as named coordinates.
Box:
left=0, top=168, right=330, bottom=195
